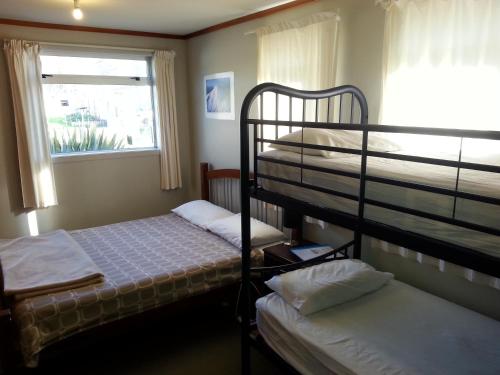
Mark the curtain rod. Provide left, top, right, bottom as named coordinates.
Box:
left=244, top=10, right=341, bottom=36
left=38, top=41, right=155, bottom=53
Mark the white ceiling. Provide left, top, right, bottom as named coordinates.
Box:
left=0, top=0, right=295, bottom=35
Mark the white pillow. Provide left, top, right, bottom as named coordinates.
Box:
left=270, top=128, right=400, bottom=158
left=206, top=214, right=286, bottom=248
left=266, top=259, right=393, bottom=315
left=171, top=200, right=233, bottom=230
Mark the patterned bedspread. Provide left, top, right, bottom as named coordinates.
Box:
left=12, top=214, right=261, bottom=367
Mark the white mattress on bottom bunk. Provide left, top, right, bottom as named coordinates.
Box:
left=256, top=280, right=500, bottom=375
left=258, top=149, right=500, bottom=257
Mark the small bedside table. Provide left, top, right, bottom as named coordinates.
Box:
left=263, top=241, right=314, bottom=267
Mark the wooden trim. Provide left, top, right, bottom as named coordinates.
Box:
left=200, top=162, right=210, bottom=200
left=207, top=169, right=241, bottom=180
left=0, top=0, right=317, bottom=41
left=185, top=0, right=316, bottom=39
left=200, top=162, right=243, bottom=200
left=0, top=18, right=186, bottom=40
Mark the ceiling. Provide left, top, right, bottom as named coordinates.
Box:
left=0, top=0, right=296, bottom=36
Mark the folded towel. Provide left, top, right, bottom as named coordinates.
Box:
left=0, top=230, right=104, bottom=300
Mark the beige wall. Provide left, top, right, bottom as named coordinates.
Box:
left=186, top=0, right=500, bottom=319
left=189, top=0, right=351, bottom=171
left=0, top=25, right=192, bottom=238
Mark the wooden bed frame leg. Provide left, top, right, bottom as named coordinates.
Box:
left=0, top=308, right=13, bottom=374
left=283, top=209, right=303, bottom=244
left=200, top=162, right=209, bottom=201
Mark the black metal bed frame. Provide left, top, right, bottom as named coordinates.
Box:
left=239, top=82, right=500, bottom=375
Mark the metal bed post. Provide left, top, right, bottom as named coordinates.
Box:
left=239, top=83, right=369, bottom=374
left=240, top=86, right=255, bottom=375
left=353, top=127, right=369, bottom=259
left=354, top=98, right=369, bottom=259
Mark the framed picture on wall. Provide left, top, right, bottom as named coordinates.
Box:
left=204, top=71, right=235, bottom=120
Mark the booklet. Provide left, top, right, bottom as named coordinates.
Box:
left=290, top=244, right=334, bottom=261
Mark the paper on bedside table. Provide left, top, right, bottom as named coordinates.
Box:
left=290, top=244, right=334, bottom=261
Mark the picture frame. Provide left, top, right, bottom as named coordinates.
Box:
left=204, top=71, right=235, bottom=120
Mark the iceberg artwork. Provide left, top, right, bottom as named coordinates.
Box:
left=204, top=72, right=235, bottom=120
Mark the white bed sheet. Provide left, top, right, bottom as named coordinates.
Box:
left=256, top=280, right=500, bottom=375
left=258, top=150, right=500, bottom=257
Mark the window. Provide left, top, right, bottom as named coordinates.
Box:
left=379, top=0, right=500, bottom=155
left=41, top=50, right=157, bottom=155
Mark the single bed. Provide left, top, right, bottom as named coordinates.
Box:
left=256, top=280, right=500, bottom=375
left=0, top=163, right=277, bottom=368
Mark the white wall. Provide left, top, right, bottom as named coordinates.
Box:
left=0, top=25, right=192, bottom=237
left=186, top=0, right=500, bottom=319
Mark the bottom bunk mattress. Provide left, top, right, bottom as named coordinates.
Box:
left=256, top=280, right=500, bottom=375
left=12, top=214, right=263, bottom=367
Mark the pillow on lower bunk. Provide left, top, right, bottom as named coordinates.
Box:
left=270, top=128, right=400, bottom=158
left=206, top=213, right=286, bottom=248
left=265, top=259, right=393, bottom=315
left=172, top=200, right=233, bottom=230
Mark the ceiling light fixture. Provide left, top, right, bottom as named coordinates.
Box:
left=72, top=0, right=83, bottom=20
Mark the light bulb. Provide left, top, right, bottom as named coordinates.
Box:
left=73, top=7, right=83, bottom=20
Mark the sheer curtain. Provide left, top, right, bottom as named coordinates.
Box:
left=4, top=40, right=58, bottom=209
left=257, top=12, right=340, bottom=90
left=153, top=50, right=182, bottom=190
left=377, top=0, right=500, bottom=287
left=256, top=12, right=340, bottom=135
left=379, top=0, right=500, bottom=131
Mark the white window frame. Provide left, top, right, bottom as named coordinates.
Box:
left=40, top=48, right=159, bottom=159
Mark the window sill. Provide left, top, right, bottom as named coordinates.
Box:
left=52, top=148, right=160, bottom=164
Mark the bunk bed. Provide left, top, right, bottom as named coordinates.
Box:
left=239, top=83, right=500, bottom=374
left=0, top=163, right=282, bottom=370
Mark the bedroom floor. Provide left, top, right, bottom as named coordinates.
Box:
left=11, top=304, right=284, bottom=375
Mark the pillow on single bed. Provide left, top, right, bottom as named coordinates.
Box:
left=206, top=213, right=286, bottom=248
left=269, top=128, right=400, bottom=158
left=266, top=259, right=393, bottom=315
left=172, top=200, right=234, bottom=230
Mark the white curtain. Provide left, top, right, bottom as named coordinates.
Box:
left=257, top=12, right=340, bottom=90
left=379, top=0, right=500, bottom=131
left=3, top=40, right=58, bottom=209
left=256, top=12, right=340, bottom=137
left=377, top=0, right=500, bottom=288
left=153, top=50, right=182, bottom=190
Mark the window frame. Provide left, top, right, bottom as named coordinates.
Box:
left=40, top=49, right=159, bottom=158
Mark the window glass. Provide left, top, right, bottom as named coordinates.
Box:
left=41, top=55, right=149, bottom=77
left=43, top=84, right=154, bottom=153
left=41, top=53, right=156, bottom=155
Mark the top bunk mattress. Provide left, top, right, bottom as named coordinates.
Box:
left=256, top=280, right=500, bottom=375
left=258, top=149, right=500, bottom=257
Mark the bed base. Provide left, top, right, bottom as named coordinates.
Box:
left=249, top=327, right=301, bottom=375
left=239, top=83, right=500, bottom=375
left=38, top=283, right=239, bottom=365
